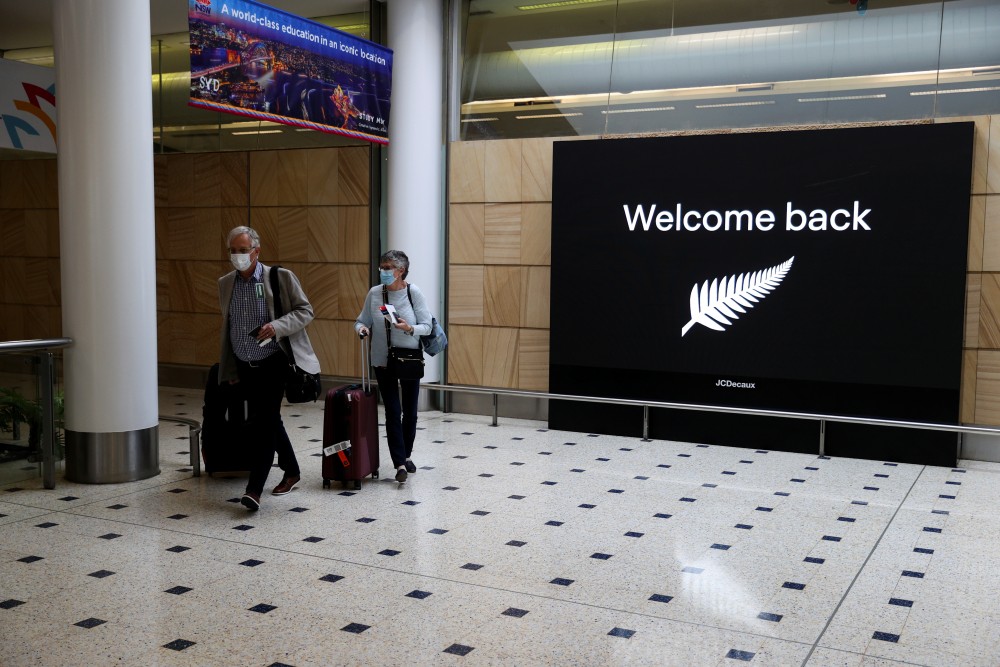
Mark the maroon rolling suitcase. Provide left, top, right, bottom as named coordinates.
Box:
left=322, top=335, right=379, bottom=490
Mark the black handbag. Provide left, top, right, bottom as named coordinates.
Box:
left=270, top=266, right=322, bottom=403
left=384, top=286, right=425, bottom=379
left=387, top=346, right=425, bottom=379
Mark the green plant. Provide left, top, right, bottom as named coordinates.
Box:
left=0, top=385, right=65, bottom=461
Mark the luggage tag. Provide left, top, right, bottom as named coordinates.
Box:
left=323, top=440, right=351, bottom=467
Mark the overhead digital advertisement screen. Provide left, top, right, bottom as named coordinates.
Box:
left=188, top=0, right=392, bottom=144
left=549, top=123, right=974, bottom=440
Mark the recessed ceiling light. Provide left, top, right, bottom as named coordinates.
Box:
left=517, top=0, right=609, bottom=10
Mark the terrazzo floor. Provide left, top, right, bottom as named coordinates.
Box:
left=1, top=386, right=999, bottom=666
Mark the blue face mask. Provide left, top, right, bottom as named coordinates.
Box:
left=379, top=269, right=395, bottom=285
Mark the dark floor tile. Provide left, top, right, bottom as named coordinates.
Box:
left=726, top=649, right=755, bottom=661
left=0, top=599, right=25, bottom=609
left=165, top=586, right=192, bottom=595
left=804, top=557, right=825, bottom=564
left=608, top=627, right=635, bottom=638
left=443, top=644, right=474, bottom=656
left=99, top=533, right=122, bottom=540
left=507, top=540, right=526, bottom=547
left=888, top=598, right=913, bottom=607
left=625, top=531, right=644, bottom=538
left=163, top=639, right=195, bottom=651
left=356, top=517, right=376, bottom=523
left=89, top=570, right=115, bottom=578
left=461, top=563, right=483, bottom=571
left=649, top=594, right=673, bottom=603
left=241, top=559, right=264, bottom=567
left=502, top=607, right=529, bottom=618
left=379, top=549, right=401, bottom=556
left=233, top=525, right=254, bottom=531
left=320, top=574, right=344, bottom=583
left=18, top=556, right=43, bottom=563
left=249, top=603, right=276, bottom=613
left=901, top=570, right=924, bottom=578
left=710, top=543, right=731, bottom=550
left=913, top=548, right=934, bottom=555
left=428, top=528, right=448, bottom=535
left=166, top=546, right=190, bottom=553
left=406, top=590, right=432, bottom=599
left=758, top=612, right=782, bottom=622
left=545, top=520, right=563, bottom=527
left=35, top=522, right=57, bottom=528
left=783, top=582, right=806, bottom=590
left=550, top=578, right=574, bottom=586
left=872, top=631, right=900, bottom=643
left=341, top=623, right=370, bottom=634
left=168, top=514, right=188, bottom=520
left=591, top=552, right=612, bottom=560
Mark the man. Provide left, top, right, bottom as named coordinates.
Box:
left=218, top=226, right=321, bottom=510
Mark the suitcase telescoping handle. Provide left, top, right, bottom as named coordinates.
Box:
left=358, top=331, right=372, bottom=393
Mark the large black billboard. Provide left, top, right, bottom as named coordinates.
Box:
left=549, top=123, right=974, bottom=462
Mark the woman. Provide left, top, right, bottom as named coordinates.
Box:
left=355, top=250, right=433, bottom=483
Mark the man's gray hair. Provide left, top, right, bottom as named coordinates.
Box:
left=381, top=249, right=410, bottom=280
left=227, top=226, right=260, bottom=248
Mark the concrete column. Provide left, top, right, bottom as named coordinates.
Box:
left=386, top=0, right=445, bottom=383
left=53, top=0, right=159, bottom=482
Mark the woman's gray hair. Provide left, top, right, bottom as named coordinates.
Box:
left=380, top=249, right=410, bottom=279
left=227, top=226, right=260, bottom=248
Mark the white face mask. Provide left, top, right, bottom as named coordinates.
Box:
left=231, top=251, right=254, bottom=272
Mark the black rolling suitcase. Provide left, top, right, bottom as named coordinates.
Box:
left=201, top=363, right=250, bottom=475
left=322, top=336, right=379, bottom=490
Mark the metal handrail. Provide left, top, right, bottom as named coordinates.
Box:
left=0, top=338, right=73, bottom=353
left=421, top=382, right=1000, bottom=456
left=159, top=415, right=202, bottom=478
left=0, top=338, right=72, bottom=489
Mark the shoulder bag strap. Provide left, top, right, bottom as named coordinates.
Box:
left=383, top=285, right=392, bottom=353
left=269, top=266, right=297, bottom=366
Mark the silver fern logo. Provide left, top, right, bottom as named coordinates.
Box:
left=681, top=257, right=795, bottom=336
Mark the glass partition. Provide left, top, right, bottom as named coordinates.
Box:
left=460, top=0, right=1000, bottom=140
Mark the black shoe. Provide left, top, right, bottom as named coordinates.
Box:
left=404, top=459, right=416, bottom=473
left=395, top=466, right=407, bottom=483
left=240, top=492, right=260, bottom=511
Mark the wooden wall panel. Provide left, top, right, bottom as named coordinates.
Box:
left=967, top=273, right=981, bottom=349
left=485, top=140, right=522, bottom=203
left=518, top=329, right=549, bottom=391
left=23, top=160, right=47, bottom=209
left=0, top=161, right=25, bottom=208
left=307, top=207, right=340, bottom=262
left=962, top=349, right=978, bottom=423
left=978, top=274, right=1000, bottom=348
left=249, top=150, right=308, bottom=206
left=306, top=148, right=340, bottom=205
left=156, top=260, right=171, bottom=312
left=975, top=350, right=1000, bottom=425
left=484, top=203, right=521, bottom=264
left=302, top=263, right=338, bottom=320
left=484, top=266, right=520, bottom=327
left=339, top=146, right=370, bottom=206
left=981, top=196, right=1000, bottom=271
left=969, top=195, right=986, bottom=272
left=192, top=154, right=222, bottom=207
left=450, top=204, right=485, bottom=265
left=166, top=154, right=195, bottom=207
left=521, top=203, right=551, bottom=266
left=23, top=210, right=57, bottom=258
left=168, top=261, right=222, bottom=314
left=0, top=209, right=25, bottom=257
left=340, top=206, right=369, bottom=263
left=447, top=325, right=483, bottom=386
left=482, top=327, right=518, bottom=388
left=275, top=207, right=311, bottom=262
left=522, top=138, right=554, bottom=203
left=449, top=265, right=484, bottom=325
left=2, top=257, right=25, bottom=303
left=338, top=263, right=370, bottom=321
left=988, top=115, right=1000, bottom=195
left=450, top=141, right=485, bottom=203
left=521, top=266, right=550, bottom=329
